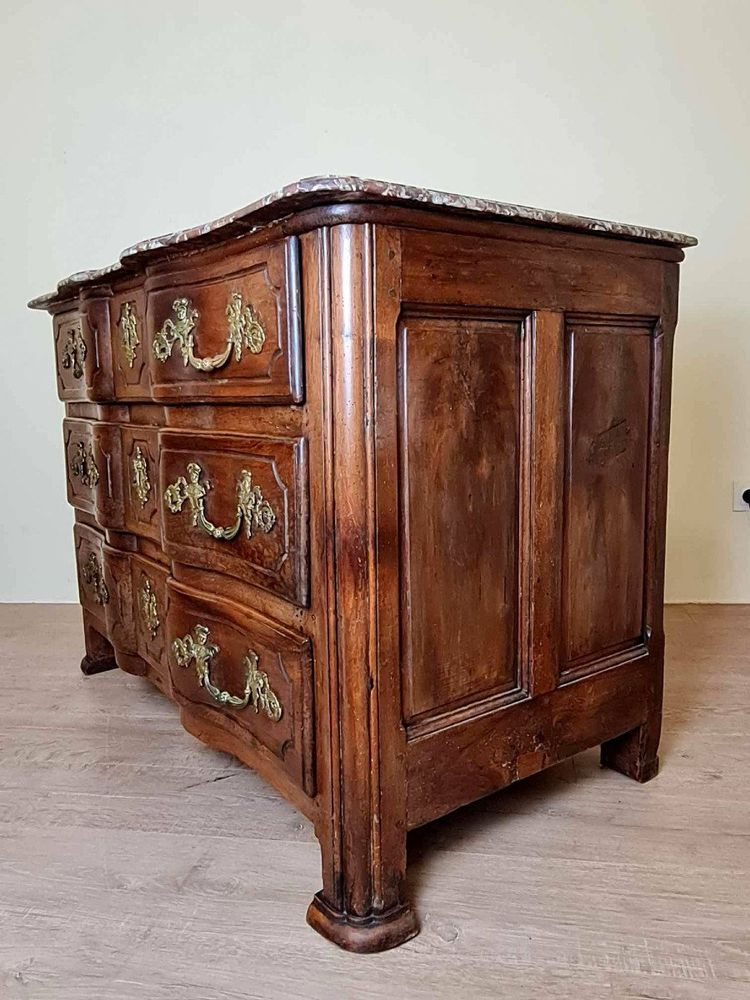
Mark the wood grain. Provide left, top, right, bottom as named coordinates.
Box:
left=398, top=313, right=522, bottom=721
left=31, top=199, right=691, bottom=953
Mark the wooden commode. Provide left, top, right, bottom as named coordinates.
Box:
left=29, top=176, right=696, bottom=952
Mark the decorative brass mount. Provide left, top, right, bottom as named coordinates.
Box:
left=118, top=301, right=139, bottom=368
left=132, top=446, right=151, bottom=508
left=164, top=462, right=275, bottom=541
left=70, top=441, right=99, bottom=489
left=172, top=624, right=282, bottom=720
left=152, top=292, right=265, bottom=372
left=140, top=577, right=160, bottom=638
left=81, top=552, right=109, bottom=606
left=61, top=324, right=87, bottom=380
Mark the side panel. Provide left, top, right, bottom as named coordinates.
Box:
left=562, top=319, right=654, bottom=673
left=398, top=313, right=523, bottom=722
left=396, top=225, right=676, bottom=826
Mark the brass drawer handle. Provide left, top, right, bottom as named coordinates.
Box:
left=70, top=441, right=99, bottom=488
left=81, top=552, right=109, bottom=606
left=152, top=293, right=265, bottom=372
left=173, top=624, right=282, bottom=720
left=164, top=461, right=275, bottom=541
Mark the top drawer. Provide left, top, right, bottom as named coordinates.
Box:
left=146, top=237, right=303, bottom=404
left=53, top=298, right=112, bottom=402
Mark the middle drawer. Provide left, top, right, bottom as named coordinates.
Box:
left=159, top=430, right=308, bottom=606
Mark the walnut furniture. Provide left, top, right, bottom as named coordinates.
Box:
left=29, top=176, right=696, bottom=952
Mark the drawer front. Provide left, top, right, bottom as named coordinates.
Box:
left=55, top=311, right=89, bottom=400
left=132, top=555, right=170, bottom=684
left=74, top=524, right=136, bottom=652
left=64, top=418, right=124, bottom=529
left=167, top=582, right=314, bottom=795
left=147, top=238, right=303, bottom=403
left=53, top=299, right=113, bottom=401
left=122, top=425, right=161, bottom=541
left=159, top=431, right=308, bottom=605
left=74, top=523, right=109, bottom=623
left=110, top=288, right=150, bottom=399
left=103, top=546, right=136, bottom=655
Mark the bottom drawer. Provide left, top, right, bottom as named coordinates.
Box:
left=166, top=581, right=315, bottom=796
left=74, top=523, right=136, bottom=657
left=131, top=555, right=170, bottom=690
left=74, top=523, right=109, bottom=622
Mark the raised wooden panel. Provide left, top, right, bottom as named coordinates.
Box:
left=122, top=425, right=160, bottom=541
left=159, top=430, right=308, bottom=606
left=147, top=237, right=303, bottom=403
left=398, top=313, right=523, bottom=724
left=166, top=581, right=315, bottom=795
left=561, top=317, right=654, bottom=672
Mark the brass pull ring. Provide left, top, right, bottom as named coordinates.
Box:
left=152, top=293, right=265, bottom=372
left=164, top=461, right=275, bottom=541
left=172, top=624, right=282, bottom=721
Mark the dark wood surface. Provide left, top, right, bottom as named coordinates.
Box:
left=30, top=189, right=690, bottom=952
left=399, top=313, right=521, bottom=722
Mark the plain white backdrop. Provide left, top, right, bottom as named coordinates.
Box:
left=1, top=0, right=748, bottom=601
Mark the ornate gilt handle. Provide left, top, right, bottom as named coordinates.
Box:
left=164, top=462, right=275, bottom=541
left=152, top=293, right=265, bottom=372
left=81, top=552, right=109, bottom=606
left=61, top=323, right=87, bottom=380
left=70, top=441, right=99, bottom=488
left=172, top=624, right=282, bottom=720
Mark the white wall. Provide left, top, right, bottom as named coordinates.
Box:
left=1, top=0, right=748, bottom=602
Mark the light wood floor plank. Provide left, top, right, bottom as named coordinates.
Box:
left=0, top=603, right=748, bottom=998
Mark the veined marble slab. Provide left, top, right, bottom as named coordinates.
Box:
left=29, top=175, right=697, bottom=308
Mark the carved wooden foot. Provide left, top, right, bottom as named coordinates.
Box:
left=80, top=612, right=117, bottom=676
left=80, top=653, right=118, bottom=676
left=307, top=893, right=419, bottom=953
left=601, top=722, right=660, bottom=783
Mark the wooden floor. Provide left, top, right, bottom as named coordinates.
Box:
left=1, top=604, right=748, bottom=999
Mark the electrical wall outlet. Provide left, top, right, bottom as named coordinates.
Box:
left=732, top=481, right=750, bottom=511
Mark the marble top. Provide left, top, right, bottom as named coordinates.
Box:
left=29, top=175, right=697, bottom=309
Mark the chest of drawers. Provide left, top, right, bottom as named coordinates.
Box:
left=30, top=176, right=696, bottom=952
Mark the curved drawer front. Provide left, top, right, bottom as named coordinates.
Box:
left=110, top=287, right=150, bottom=400
left=63, top=418, right=124, bottom=529
left=74, top=523, right=109, bottom=622
left=147, top=238, right=302, bottom=403
left=167, top=582, right=314, bottom=795
left=159, top=431, right=308, bottom=605
left=131, top=555, right=170, bottom=688
left=73, top=524, right=134, bottom=654
left=122, top=425, right=161, bottom=542
left=53, top=300, right=113, bottom=402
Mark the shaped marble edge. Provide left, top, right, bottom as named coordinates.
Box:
left=28, top=175, right=698, bottom=309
